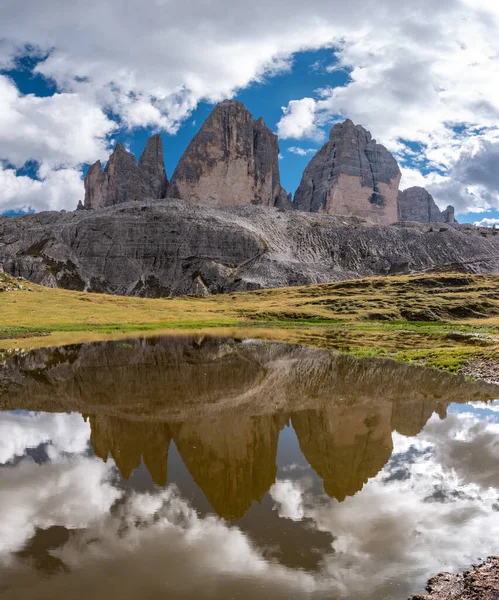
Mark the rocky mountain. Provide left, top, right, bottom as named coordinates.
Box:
left=1, top=199, right=498, bottom=297
left=293, top=119, right=402, bottom=225
left=398, top=186, right=456, bottom=223
left=77, top=100, right=457, bottom=226
left=169, top=99, right=289, bottom=208
left=82, top=134, right=168, bottom=210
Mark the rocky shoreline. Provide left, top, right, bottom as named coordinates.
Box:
left=410, top=557, right=499, bottom=599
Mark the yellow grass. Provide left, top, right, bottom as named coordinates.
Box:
left=2, top=271, right=499, bottom=374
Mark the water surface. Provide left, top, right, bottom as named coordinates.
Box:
left=1, top=336, right=498, bottom=599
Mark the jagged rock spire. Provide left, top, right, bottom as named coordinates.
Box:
left=169, top=99, right=287, bottom=208
left=83, top=136, right=168, bottom=210
left=293, top=119, right=401, bottom=225
left=138, top=134, right=168, bottom=200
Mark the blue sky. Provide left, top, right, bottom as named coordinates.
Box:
left=2, top=0, right=499, bottom=224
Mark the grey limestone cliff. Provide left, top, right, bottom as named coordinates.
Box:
left=169, top=100, right=287, bottom=208
left=294, top=119, right=401, bottom=225
left=398, top=186, right=456, bottom=223
left=1, top=199, right=499, bottom=297
left=83, top=134, right=168, bottom=209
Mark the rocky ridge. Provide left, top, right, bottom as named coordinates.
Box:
left=1, top=200, right=499, bottom=296
left=399, top=186, right=456, bottom=223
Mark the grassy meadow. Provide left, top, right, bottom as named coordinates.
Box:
left=2, top=270, right=499, bottom=376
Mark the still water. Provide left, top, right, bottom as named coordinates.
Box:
left=0, top=336, right=499, bottom=599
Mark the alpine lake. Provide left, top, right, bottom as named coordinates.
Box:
left=1, top=335, right=498, bottom=599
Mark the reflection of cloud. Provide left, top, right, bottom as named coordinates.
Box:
left=0, top=455, right=121, bottom=557
left=423, top=412, right=499, bottom=491
left=270, top=411, right=499, bottom=598
left=3, top=486, right=317, bottom=599
left=270, top=480, right=305, bottom=521
left=2, top=404, right=499, bottom=598
left=468, top=400, right=499, bottom=414
left=0, top=412, right=90, bottom=464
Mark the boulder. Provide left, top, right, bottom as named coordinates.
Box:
left=294, top=119, right=401, bottom=225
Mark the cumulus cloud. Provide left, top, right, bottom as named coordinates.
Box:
left=0, top=74, right=113, bottom=211
left=1, top=0, right=499, bottom=212
left=276, top=2, right=499, bottom=213
left=0, top=75, right=115, bottom=170
left=474, top=218, right=499, bottom=227
left=0, top=164, right=84, bottom=212
left=277, top=99, right=325, bottom=142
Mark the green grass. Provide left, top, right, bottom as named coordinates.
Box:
left=2, top=271, right=499, bottom=377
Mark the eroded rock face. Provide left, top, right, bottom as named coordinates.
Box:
left=2, top=200, right=499, bottom=297
left=294, top=119, right=401, bottom=225
left=83, top=135, right=168, bottom=209
left=169, top=100, right=287, bottom=207
left=398, top=186, right=456, bottom=223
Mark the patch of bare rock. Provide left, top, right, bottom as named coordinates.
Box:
left=399, top=186, right=455, bottom=224
left=409, top=557, right=499, bottom=600
left=461, top=357, right=499, bottom=385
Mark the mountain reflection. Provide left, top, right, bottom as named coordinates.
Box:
left=1, top=336, right=497, bottom=520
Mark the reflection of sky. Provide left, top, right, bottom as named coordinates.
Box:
left=450, top=399, right=499, bottom=418
left=0, top=404, right=498, bottom=599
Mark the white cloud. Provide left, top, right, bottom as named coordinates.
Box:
left=0, top=74, right=113, bottom=211
left=0, top=164, right=84, bottom=212
left=474, top=217, right=499, bottom=228
left=287, top=146, right=317, bottom=156
left=1, top=0, right=499, bottom=212
left=0, top=412, right=90, bottom=464
left=275, top=1, right=499, bottom=213
left=277, top=98, right=324, bottom=142
left=0, top=75, right=115, bottom=171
